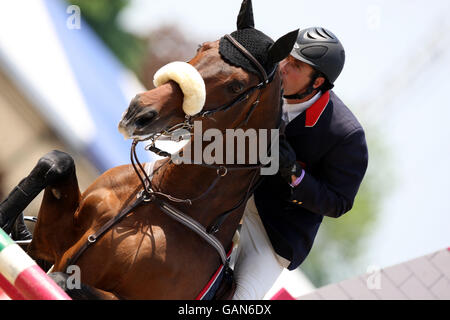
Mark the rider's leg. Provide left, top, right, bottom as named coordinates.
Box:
left=232, top=195, right=289, bottom=300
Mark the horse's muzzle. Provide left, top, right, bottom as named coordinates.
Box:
left=118, top=95, right=159, bottom=140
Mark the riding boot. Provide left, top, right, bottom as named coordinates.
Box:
left=0, top=150, right=74, bottom=234
left=12, top=213, right=33, bottom=241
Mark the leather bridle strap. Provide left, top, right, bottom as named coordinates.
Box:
left=206, top=168, right=260, bottom=234
left=64, top=190, right=228, bottom=268
left=155, top=198, right=227, bottom=264
left=64, top=192, right=147, bottom=268
left=224, top=34, right=268, bottom=85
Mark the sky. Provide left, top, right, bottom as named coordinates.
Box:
left=120, top=0, right=450, bottom=275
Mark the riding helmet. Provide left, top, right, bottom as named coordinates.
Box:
left=290, top=27, right=345, bottom=84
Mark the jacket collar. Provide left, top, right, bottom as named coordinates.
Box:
left=305, top=90, right=330, bottom=127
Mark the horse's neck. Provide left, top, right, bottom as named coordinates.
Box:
left=150, top=85, right=281, bottom=238
left=151, top=155, right=255, bottom=217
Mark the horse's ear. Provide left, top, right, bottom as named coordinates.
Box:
left=237, top=0, right=254, bottom=29
left=267, top=29, right=299, bottom=64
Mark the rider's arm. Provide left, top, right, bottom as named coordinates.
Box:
left=288, top=128, right=368, bottom=218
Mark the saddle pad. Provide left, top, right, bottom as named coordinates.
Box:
left=196, top=244, right=234, bottom=300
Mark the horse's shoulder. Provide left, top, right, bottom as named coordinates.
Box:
left=103, top=164, right=138, bottom=184
left=75, top=165, right=138, bottom=221
left=84, top=165, right=139, bottom=193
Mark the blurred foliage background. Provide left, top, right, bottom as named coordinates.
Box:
left=67, top=0, right=198, bottom=89
left=67, top=0, right=147, bottom=76
left=67, top=0, right=387, bottom=287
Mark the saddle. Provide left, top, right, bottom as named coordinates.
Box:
left=196, top=244, right=236, bottom=300
left=213, top=267, right=236, bottom=300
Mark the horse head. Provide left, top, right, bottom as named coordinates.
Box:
left=118, top=0, right=298, bottom=141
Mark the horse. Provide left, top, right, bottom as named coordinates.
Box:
left=0, top=0, right=297, bottom=299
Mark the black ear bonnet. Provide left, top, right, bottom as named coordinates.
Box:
left=219, top=28, right=276, bottom=79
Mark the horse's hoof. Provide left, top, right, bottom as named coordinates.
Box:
left=34, top=150, right=75, bottom=185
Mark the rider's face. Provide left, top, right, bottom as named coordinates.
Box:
left=280, top=55, right=315, bottom=96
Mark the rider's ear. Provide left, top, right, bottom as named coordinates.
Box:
left=267, top=29, right=299, bottom=64
left=237, top=0, right=254, bottom=29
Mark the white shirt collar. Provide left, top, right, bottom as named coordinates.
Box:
left=282, top=91, right=322, bottom=124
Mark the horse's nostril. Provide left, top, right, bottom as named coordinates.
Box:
left=135, top=111, right=157, bottom=128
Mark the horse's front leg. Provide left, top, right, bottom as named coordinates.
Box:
left=0, top=148, right=82, bottom=258
left=0, top=150, right=76, bottom=234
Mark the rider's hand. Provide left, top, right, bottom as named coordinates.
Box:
left=278, top=136, right=303, bottom=184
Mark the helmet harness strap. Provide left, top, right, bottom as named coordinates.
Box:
left=283, top=71, right=325, bottom=100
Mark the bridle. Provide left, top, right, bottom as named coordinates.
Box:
left=65, top=34, right=283, bottom=270
left=140, top=34, right=277, bottom=148
left=133, top=34, right=281, bottom=229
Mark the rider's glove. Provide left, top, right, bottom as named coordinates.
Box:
left=278, top=136, right=303, bottom=185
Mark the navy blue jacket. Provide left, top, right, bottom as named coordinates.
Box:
left=254, top=90, right=368, bottom=270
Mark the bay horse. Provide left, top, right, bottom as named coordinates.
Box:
left=0, top=0, right=297, bottom=299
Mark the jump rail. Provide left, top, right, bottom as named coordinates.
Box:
left=0, top=227, right=71, bottom=300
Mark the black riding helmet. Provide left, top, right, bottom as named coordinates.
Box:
left=284, top=27, right=345, bottom=99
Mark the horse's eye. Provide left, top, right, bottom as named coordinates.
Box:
left=229, top=82, right=244, bottom=94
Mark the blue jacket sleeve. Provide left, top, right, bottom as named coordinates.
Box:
left=289, top=128, right=369, bottom=218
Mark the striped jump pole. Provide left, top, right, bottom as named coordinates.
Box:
left=0, top=272, right=25, bottom=300
left=0, top=227, right=71, bottom=300
left=0, top=285, right=11, bottom=300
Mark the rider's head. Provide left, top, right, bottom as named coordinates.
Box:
left=280, top=27, right=345, bottom=101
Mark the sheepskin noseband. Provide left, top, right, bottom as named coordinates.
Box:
left=153, top=61, right=206, bottom=116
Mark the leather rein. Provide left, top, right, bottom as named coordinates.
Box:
left=64, top=34, right=282, bottom=270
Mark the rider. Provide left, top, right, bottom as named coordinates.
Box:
left=232, top=27, right=369, bottom=299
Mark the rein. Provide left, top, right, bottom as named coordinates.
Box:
left=65, top=34, right=282, bottom=271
